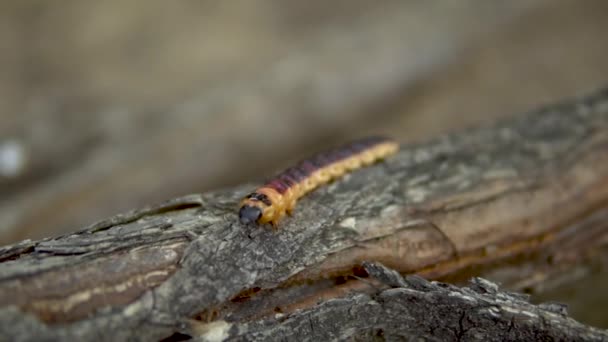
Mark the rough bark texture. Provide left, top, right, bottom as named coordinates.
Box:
left=222, top=262, right=608, bottom=341
left=1, top=88, right=608, bottom=341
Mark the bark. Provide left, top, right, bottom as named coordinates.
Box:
left=1, top=88, right=608, bottom=341
left=222, top=262, right=608, bottom=341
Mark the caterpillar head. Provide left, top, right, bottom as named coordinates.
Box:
left=239, top=192, right=272, bottom=224
left=239, top=204, right=262, bottom=224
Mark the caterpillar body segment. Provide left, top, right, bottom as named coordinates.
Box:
left=239, top=136, right=399, bottom=227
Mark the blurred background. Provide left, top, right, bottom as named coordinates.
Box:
left=1, top=0, right=607, bottom=327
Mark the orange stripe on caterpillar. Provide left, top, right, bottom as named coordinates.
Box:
left=239, top=136, right=399, bottom=228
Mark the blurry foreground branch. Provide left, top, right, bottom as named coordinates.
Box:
left=1, top=88, right=608, bottom=340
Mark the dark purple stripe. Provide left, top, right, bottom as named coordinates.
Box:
left=286, top=167, right=307, bottom=182
left=270, top=137, right=391, bottom=189
left=298, top=160, right=317, bottom=175
left=264, top=171, right=301, bottom=196
left=266, top=179, right=289, bottom=194
left=329, top=147, right=352, bottom=161
left=311, top=153, right=332, bottom=168
left=279, top=174, right=297, bottom=187
left=349, top=142, right=367, bottom=153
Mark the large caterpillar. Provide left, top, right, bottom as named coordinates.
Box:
left=239, top=136, right=399, bottom=227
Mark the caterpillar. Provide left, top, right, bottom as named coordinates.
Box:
left=239, top=136, right=399, bottom=228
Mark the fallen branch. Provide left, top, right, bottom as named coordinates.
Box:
left=1, top=88, right=608, bottom=340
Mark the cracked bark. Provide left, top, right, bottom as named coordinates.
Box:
left=222, top=262, right=608, bottom=341
left=1, top=88, right=608, bottom=341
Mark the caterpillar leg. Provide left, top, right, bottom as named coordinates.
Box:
left=286, top=203, right=295, bottom=216
left=269, top=220, right=278, bottom=230
left=270, top=211, right=285, bottom=229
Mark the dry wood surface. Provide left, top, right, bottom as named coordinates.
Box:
left=1, top=88, right=608, bottom=340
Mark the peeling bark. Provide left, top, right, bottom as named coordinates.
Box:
left=1, top=88, right=608, bottom=341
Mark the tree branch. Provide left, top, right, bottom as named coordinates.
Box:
left=1, top=88, right=608, bottom=340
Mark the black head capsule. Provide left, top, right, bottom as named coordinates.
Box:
left=239, top=205, right=262, bottom=224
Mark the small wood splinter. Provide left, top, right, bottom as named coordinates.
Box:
left=239, top=136, right=399, bottom=228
